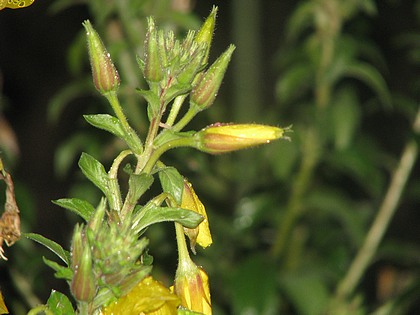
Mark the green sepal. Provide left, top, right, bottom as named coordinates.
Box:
left=53, top=198, right=95, bottom=222
left=78, top=152, right=110, bottom=198
left=46, top=290, right=75, bottom=315
left=158, top=166, right=184, bottom=204
left=133, top=205, right=203, bottom=233
left=42, top=257, right=73, bottom=281
left=24, top=233, right=71, bottom=266
left=83, top=114, right=125, bottom=138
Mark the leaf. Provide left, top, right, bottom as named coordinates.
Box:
left=78, top=152, right=109, bottom=197
left=133, top=206, right=203, bottom=233
left=46, top=290, right=75, bottom=315
left=329, top=87, right=361, bottom=150
left=24, top=233, right=70, bottom=266
left=136, top=89, right=160, bottom=120
left=158, top=167, right=184, bottom=204
left=42, top=257, right=73, bottom=280
left=53, top=198, right=95, bottom=221
left=344, top=61, right=391, bottom=108
left=126, top=173, right=154, bottom=205
left=230, top=254, right=279, bottom=315
left=280, top=271, right=329, bottom=315
left=83, top=114, right=125, bottom=138
left=276, top=63, right=312, bottom=104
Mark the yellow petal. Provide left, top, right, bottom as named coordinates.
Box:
left=2, top=0, right=35, bottom=10
left=182, top=180, right=212, bottom=249
left=102, top=276, right=179, bottom=315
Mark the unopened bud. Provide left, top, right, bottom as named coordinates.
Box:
left=190, top=45, right=235, bottom=111
left=195, top=6, right=218, bottom=65
left=71, top=239, right=96, bottom=302
left=193, top=123, right=290, bottom=154
left=83, top=20, right=120, bottom=94
left=143, top=18, right=164, bottom=84
left=174, top=259, right=212, bottom=315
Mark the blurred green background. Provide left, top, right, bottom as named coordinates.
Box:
left=0, top=0, right=419, bottom=314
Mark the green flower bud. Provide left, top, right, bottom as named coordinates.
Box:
left=195, top=6, right=218, bottom=65
left=83, top=20, right=120, bottom=95
left=193, top=123, right=290, bottom=154
left=70, top=227, right=96, bottom=302
left=143, top=17, right=164, bottom=84
left=190, top=45, right=235, bottom=111
left=176, top=46, right=206, bottom=85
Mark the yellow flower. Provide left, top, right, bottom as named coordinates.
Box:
left=181, top=179, right=212, bottom=252
left=174, top=261, right=211, bottom=315
left=0, top=0, right=35, bottom=10
left=102, top=276, right=180, bottom=315
left=194, top=123, right=290, bottom=154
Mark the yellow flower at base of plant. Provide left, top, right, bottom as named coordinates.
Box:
left=101, top=276, right=180, bottom=315
left=181, top=179, right=212, bottom=252
left=193, top=123, right=291, bottom=154
left=174, top=260, right=212, bottom=315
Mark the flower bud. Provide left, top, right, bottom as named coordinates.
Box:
left=70, top=228, right=96, bottom=302
left=190, top=45, right=235, bottom=111
left=83, top=20, right=120, bottom=94
left=181, top=179, right=212, bottom=253
left=143, top=18, right=164, bottom=84
left=194, top=123, right=290, bottom=154
left=195, top=6, right=217, bottom=65
left=174, top=259, right=211, bottom=315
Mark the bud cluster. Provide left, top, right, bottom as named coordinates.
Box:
left=70, top=201, right=150, bottom=309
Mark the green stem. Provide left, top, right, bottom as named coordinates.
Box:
left=108, top=150, right=132, bottom=216
left=334, top=107, right=420, bottom=301
left=142, top=136, right=196, bottom=174
left=175, top=222, right=192, bottom=268
left=105, top=91, right=143, bottom=154
left=270, top=129, right=319, bottom=260
left=166, top=94, right=187, bottom=127
left=172, top=106, right=199, bottom=132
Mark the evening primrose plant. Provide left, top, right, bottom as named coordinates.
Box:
left=26, top=7, right=290, bottom=315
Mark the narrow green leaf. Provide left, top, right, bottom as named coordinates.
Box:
left=83, top=114, right=125, bottom=138
left=158, top=167, right=184, bottom=204
left=133, top=206, right=203, bottom=233
left=53, top=198, right=95, bottom=221
left=46, top=290, right=75, bottom=315
left=78, top=152, right=109, bottom=196
left=42, top=257, right=73, bottom=280
left=24, top=233, right=71, bottom=266
left=344, top=62, right=391, bottom=108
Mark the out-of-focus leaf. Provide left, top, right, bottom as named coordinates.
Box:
left=329, top=87, right=361, bottom=150
left=46, top=290, right=75, bottom=315
left=280, top=271, right=329, bottom=315
left=344, top=62, right=391, bottom=108
left=230, top=254, right=279, bottom=315
left=48, top=78, right=93, bottom=123
left=24, top=233, right=71, bottom=266
left=266, top=138, right=299, bottom=180
left=285, top=1, right=316, bottom=41
left=53, top=198, right=96, bottom=222
left=78, top=152, right=110, bottom=197
left=158, top=167, right=184, bottom=204
left=276, top=63, right=312, bottom=104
